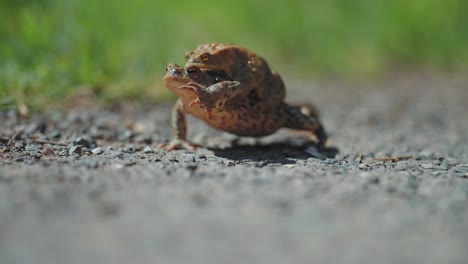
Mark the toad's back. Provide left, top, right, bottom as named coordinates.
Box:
left=185, top=43, right=286, bottom=108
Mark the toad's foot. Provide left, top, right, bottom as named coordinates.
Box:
left=304, top=145, right=327, bottom=160
left=160, top=139, right=201, bottom=152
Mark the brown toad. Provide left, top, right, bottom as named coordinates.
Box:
left=162, top=43, right=327, bottom=151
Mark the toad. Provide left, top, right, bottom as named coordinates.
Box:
left=162, top=43, right=328, bottom=151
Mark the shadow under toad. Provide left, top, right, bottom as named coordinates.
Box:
left=209, top=139, right=338, bottom=165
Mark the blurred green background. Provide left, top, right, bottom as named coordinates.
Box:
left=1, top=0, right=467, bottom=110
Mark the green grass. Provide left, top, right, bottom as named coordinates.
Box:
left=1, top=0, right=468, bottom=110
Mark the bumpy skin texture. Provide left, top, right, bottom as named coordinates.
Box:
left=185, top=43, right=285, bottom=109
left=163, top=43, right=327, bottom=151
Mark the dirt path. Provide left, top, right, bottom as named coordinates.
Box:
left=1, top=76, right=467, bottom=264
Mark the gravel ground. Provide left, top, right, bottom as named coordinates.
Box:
left=0, top=75, right=467, bottom=264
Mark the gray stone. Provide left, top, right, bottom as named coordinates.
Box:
left=68, top=145, right=82, bottom=155
left=123, top=145, right=135, bottom=153
left=143, top=146, right=153, bottom=153
left=14, top=140, right=25, bottom=150
left=91, top=147, right=103, bottom=155
left=420, top=163, right=439, bottom=169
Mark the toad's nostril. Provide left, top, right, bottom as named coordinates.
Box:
left=166, top=63, right=180, bottom=72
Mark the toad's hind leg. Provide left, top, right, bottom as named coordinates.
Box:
left=281, top=103, right=328, bottom=148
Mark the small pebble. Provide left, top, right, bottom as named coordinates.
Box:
left=186, top=163, right=198, bottom=171
left=14, top=141, right=25, bottom=150
left=348, top=160, right=361, bottom=167
left=40, top=147, right=55, bottom=156
left=415, top=150, right=436, bottom=160
left=119, top=130, right=134, bottom=141
left=25, top=144, right=41, bottom=151
left=48, top=131, right=61, bottom=140
left=92, top=147, right=103, bottom=155
left=114, top=152, right=125, bottom=159
left=123, top=145, right=135, bottom=153
left=224, top=160, right=235, bottom=167
left=74, top=137, right=91, bottom=148
left=324, top=158, right=338, bottom=164
left=0, top=147, right=8, bottom=154
left=392, top=164, right=408, bottom=171
left=0, top=137, right=9, bottom=145
left=431, top=171, right=444, bottom=176
left=358, top=164, right=369, bottom=170
left=420, top=163, right=438, bottom=169
left=74, top=137, right=96, bottom=148
left=453, top=164, right=468, bottom=173
left=143, top=146, right=153, bottom=153
left=255, top=161, right=268, bottom=168
left=68, top=145, right=82, bottom=155
left=125, top=161, right=137, bottom=167
left=113, top=163, right=125, bottom=169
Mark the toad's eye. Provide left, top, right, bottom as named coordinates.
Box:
left=200, top=53, right=209, bottom=62
left=214, top=76, right=222, bottom=83
left=186, top=66, right=199, bottom=74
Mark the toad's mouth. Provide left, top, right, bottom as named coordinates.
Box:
left=163, top=74, right=193, bottom=92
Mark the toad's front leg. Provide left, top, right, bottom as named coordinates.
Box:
left=179, top=80, right=241, bottom=119
left=161, top=99, right=200, bottom=151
